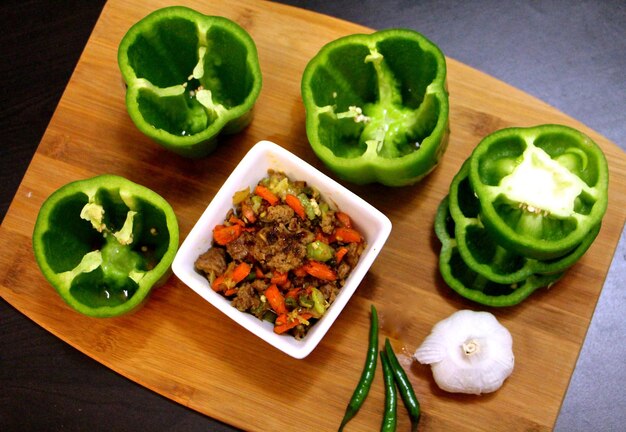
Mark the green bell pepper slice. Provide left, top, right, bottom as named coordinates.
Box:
left=118, top=6, right=262, bottom=158
left=449, top=159, right=601, bottom=284
left=435, top=196, right=564, bottom=307
left=32, top=175, right=179, bottom=317
left=469, top=125, right=608, bottom=260
left=301, top=29, right=449, bottom=186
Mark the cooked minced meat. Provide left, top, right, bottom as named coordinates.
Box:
left=319, top=283, right=339, bottom=304
left=320, top=210, right=336, bottom=234
left=336, top=261, right=352, bottom=280
left=255, top=225, right=310, bottom=273
left=345, top=241, right=366, bottom=268
left=231, top=283, right=260, bottom=312
left=250, top=278, right=268, bottom=293
left=226, top=231, right=256, bottom=261
left=195, top=247, right=226, bottom=276
left=261, top=204, right=294, bottom=225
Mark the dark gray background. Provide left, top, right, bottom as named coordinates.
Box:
left=1, top=1, right=624, bottom=430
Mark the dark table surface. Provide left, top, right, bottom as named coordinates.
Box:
left=1, top=1, right=624, bottom=430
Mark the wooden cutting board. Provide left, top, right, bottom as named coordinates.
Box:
left=1, top=0, right=625, bottom=430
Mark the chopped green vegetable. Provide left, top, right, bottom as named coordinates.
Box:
left=306, top=240, right=335, bottom=262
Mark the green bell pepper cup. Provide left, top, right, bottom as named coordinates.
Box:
left=301, top=29, right=449, bottom=186
left=435, top=196, right=564, bottom=307
left=469, top=125, right=608, bottom=260
left=118, top=6, right=262, bottom=158
left=449, top=159, right=601, bottom=284
left=32, top=175, right=179, bottom=318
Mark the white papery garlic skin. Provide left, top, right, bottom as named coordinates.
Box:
left=414, top=310, right=514, bottom=395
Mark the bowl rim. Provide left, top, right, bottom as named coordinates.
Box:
left=172, top=140, right=392, bottom=359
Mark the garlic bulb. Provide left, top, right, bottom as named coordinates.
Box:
left=414, top=309, right=514, bottom=395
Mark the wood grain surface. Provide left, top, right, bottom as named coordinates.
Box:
left=1, top=0, right=625, bottom=430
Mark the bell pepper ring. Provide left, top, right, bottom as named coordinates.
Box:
left=301, top=29, right=449, bottom=186
left=449, top=158, right=601, bottom=284
left=469, top=125, right=608, bottom=260
left=32, top=175, right=179, bottom=317
left=118, top=6, right=262, bottom=158
left=435, top=196, right=564, bottom=307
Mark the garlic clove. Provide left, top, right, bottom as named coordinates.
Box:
left=413, top=335, right=448, bottom=364
left=414, top=310, right=514, bottom=395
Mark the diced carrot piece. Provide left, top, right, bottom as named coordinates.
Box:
left=211, top=274, right=226, bottom=292
left=254, top=185, right=279, bottom=206
left=285, top=287, right=302, bottom=300
left=231, top=262, right=251, bottom=284
left=213, top=224, right=243, bottom=245
left=336, top=211, right=353, bottom=228
left=332, top=227, right=362, bottom=244
left=315, top=230, right=330, bottom=244
left=285, top=194, right=306, bottom=219
left=335, top=247, right=349, bottom=264
left=224, top=288, right=238, bottom=297
left=270, top=271, right=289, bottom=286
left=304, top=261, right=337, bottom=281
left=273, top=314, right=298, bottom=334
left=255, top=266, right=265, bottom=279
left=228, top=215, right=246, bottom=227
left=265, top=284, right=287, bottom=315
left=293, top=265, right=308, bottom=278
left=273, top=312, right=313, bottom=334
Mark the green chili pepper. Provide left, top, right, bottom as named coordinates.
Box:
left=118, top=6, right=262, bottom=158
left=379, top=350, right=398, bottom=432
left=384, top=339, right=420, bottom=431
left=338, top=304, right=379, bottom=431
left=306, top=240, right=335, bottom=262
left=301, top=29, right=449, bottom=186
left=32, top=175, right=179, bottom=317
left=469, top=125, right=608, bottom=260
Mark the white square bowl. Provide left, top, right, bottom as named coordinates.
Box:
left=172, top=140, right=392, bottom=359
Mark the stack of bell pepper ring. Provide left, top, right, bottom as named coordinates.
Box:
left=436, top=124, right=609, bottom=307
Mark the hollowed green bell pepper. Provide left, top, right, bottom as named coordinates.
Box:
left=32, top=175, right=179, bottom=317
left=449, top=159, right=601, bottom=284
left=301, top=29, right=449, bottom=186
left=118, top=6, right=262, bottom=158
left=469, top=125, right=608, bottom=260
left=435, top=196, right=564, bottom=307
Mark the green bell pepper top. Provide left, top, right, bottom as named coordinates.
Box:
left=469, top=125, right=608, bottom=260
left=32, top=175, right=179, bottom=318
left=301, top=29, right=449, bottom=186
left=435, top=196, right=564, bottom=307
left=449, top=159, right=601, bottom=284
left=118, top=6, right=262, bottom=158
